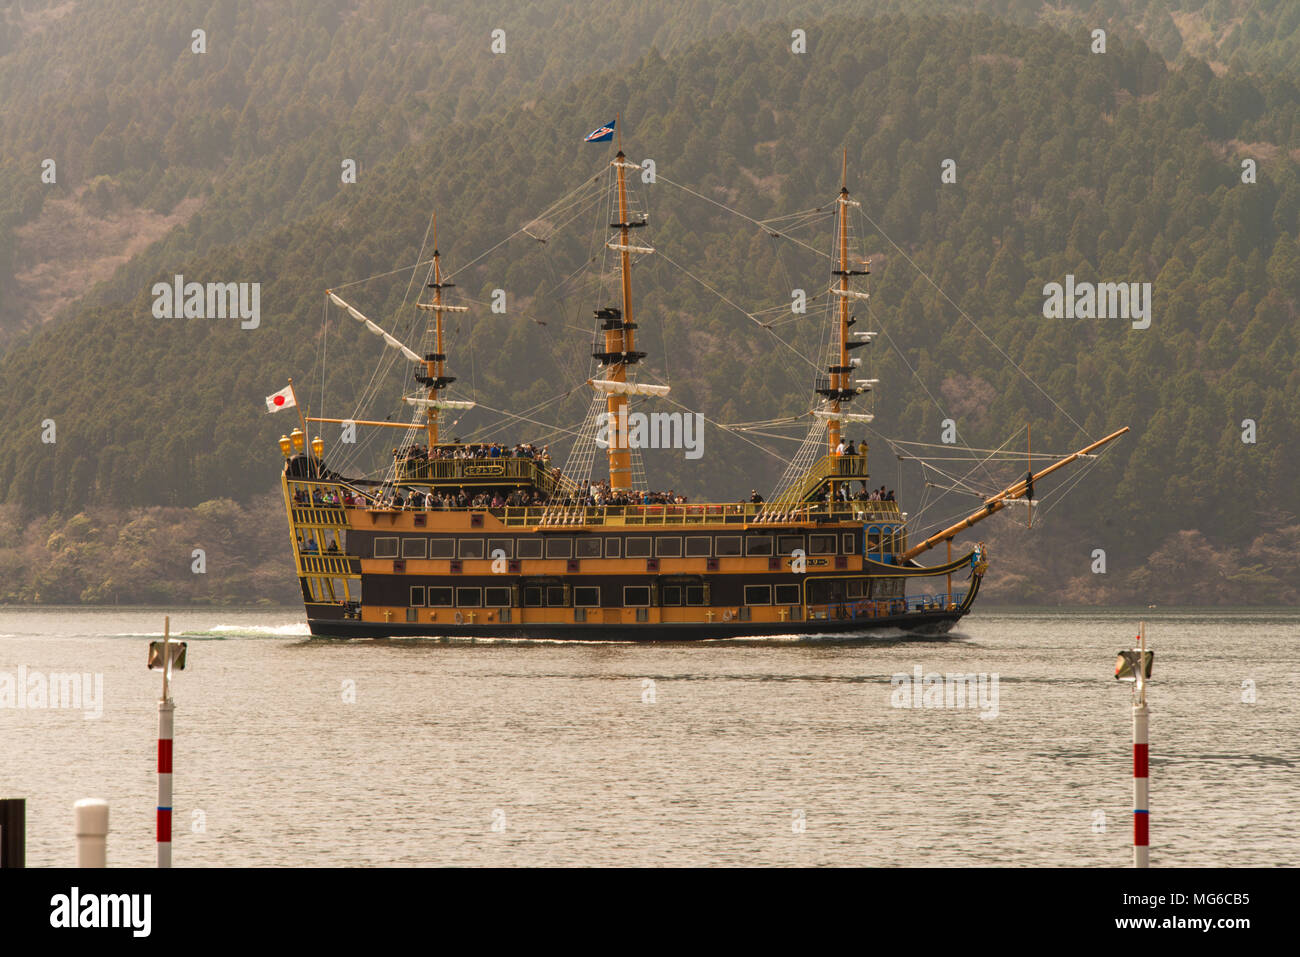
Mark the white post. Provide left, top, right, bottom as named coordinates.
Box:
left=74, top=798, right=108, bottom=868
left=1133, top=622, right=1149, bottom=868
left=157, top=616, right=174, bottom=868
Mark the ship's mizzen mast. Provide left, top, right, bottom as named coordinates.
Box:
left=414, top=213, right=470, bottom=446
left=594, top=128, right=651, bottom=491
left=899, top=426, right=1130, bottom=561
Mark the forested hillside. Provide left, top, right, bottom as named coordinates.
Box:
left=2, top=0, right=1297, bottom=339
left=1, top=5, right=1298, bottom=604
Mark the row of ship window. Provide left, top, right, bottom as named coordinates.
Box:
left=407, top=582, right=816, bottom=608
left=370, top=530, right=901, bottom=561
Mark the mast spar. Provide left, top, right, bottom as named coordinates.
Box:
left=899, top=427, right=1130, bottom=561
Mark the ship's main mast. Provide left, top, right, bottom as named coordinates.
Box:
left=593, top=128, right=650, bottom=491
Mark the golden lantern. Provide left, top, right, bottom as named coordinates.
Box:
left=290, top=428, right=305, bottom=452
left=311, top=436, right=324, bottom=458
left=278, top=434, right=292, bottom=457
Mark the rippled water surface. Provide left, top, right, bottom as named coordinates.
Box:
left=2, top=606, right=1296, bottom=866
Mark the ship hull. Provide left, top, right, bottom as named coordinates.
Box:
left=280, top=469, right=986, bottom=643
left=304, top=605, right=967, bottom=641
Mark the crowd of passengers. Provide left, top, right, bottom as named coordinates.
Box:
left=818, top=483, right=897, bottom=503
left=394, top=441, right=551, bottom=465
left=295, top=480, right=895, bottom=510
left=375, top=483, right=691, bottom=509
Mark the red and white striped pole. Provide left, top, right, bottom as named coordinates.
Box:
left=1133, top=622, right=1149, bottom=868
left=157, top=616, right=174, bottom=868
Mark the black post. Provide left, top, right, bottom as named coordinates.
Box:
left=0, top=799, right=25, bottom=868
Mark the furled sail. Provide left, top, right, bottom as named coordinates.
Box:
left=588, top=378, right=671, bottom=397
left=813, top=409, right=875, bottom=422
left=327, top=291, right=423, bottom=363
left=404, top=397, right=477, bottom=410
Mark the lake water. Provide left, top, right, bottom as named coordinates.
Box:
left=1, top=606, right=1295, bottom=867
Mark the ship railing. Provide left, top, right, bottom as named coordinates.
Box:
left=394, top=455, right=560, bottom=492
left=486, top=500, right=901, bottom=527
left=808, top=591, right=967, bottom=621
left=778, top=452, right=871, bottom=504
left=297, top=554, right=361, bottom=576
left=905, top=591, right=966, bottom=612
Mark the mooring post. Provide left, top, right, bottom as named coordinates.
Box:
left=1133, top=623, right=1150, bottom=868
left=0, top=798, right=25, bottom=868
left=157, top=615, right=175, bottom=868
left=74, top=798, right=108, bottom=867
left=1114, top=623, right=1153, bottom=867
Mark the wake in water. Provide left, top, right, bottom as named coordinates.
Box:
left=106, top=622, right=311, bottom=640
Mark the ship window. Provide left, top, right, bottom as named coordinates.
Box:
left=575, top=538, right=602, bottom=558
left=517, top=538, right=543, bottom=559
left=842, top=533, right=857, bottom=555
left=428, top=587, right=453, bottom=607
left=685, top=585, right=705, bottom=605
left=778, top=535, right=803, bottom=555
left=401, top=538, right=427, bottom=559
left=808, top=579, right=846, bottom=604
left=455, top=587, right=482, bottom=607
left=429, top=538, right=456, bottom=559
left=484, top=587, right=511, bottom=607
left=546, top=586, right=566, bottom=606
left=573, top=586, right=601, bottom=607
left=661, top=585, right=683, bottom=606
left=545, top=538, right=573, bottom=559
left=623, top=586, right=651, bottom=607
left=847, top=579, right=868, bottom=598
left=684, top=536, right=711, bottom=557
left=625, top=537, right=652, bottom=558
left=373, top=537, right=398, bottom=559
left=774, top=583, right=801, bottom=605
left=459, top=539, right=484, bottom=559
left=744, top=584, right=772, bottom=605
left=880, top=526, right=896, bottom=553
left=866, top=526, right=881, bottom=550
left=655, top=537, right=682, bottom=558
left=809, top=534, right=837, bottom=555
left=523, top=587, right=543, bottom=606
left=409, top=586, right=426, bottom=607
left=745, top=535, right=774, bottom=557
left=604, top=537, right=621, bottom=558
left=715, top=536, right=742, bottom=556
left=487, top=539, right=513, bottom=559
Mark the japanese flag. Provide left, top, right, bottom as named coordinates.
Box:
left=265, top=386, right=296, bottom=412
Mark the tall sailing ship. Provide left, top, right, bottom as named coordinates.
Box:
left=271, top=131, right=1126, bottom=639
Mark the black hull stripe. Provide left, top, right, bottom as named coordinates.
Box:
left=306, top=609, right=966, bottom=641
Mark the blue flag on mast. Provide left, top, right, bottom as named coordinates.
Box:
left=584, top=120, right=616, bottom=143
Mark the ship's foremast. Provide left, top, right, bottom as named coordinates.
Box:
left=414, top=214, right=470, bottom=447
